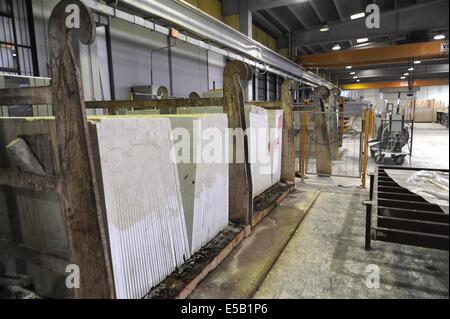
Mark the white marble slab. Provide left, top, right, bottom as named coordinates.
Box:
left=91, top=117, right=190, bottom=299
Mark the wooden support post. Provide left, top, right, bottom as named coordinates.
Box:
left=301, top=112, right=307, bottom=183
left=313, top=86, right=332, bottom=176
left=362, top=110, right=370, bottom=189
left=370, top=108, right=376, bottom=139
left=48, top=0, right=114, bottom=298
left=223, top=61, right=253, bottom=225
left=280, top=79, right=299, bottom=184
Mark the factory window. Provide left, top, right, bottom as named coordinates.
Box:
left=268, top=74, right=276, bottom=101
left=257, top=72, right=267, bottom=101
left=0, top=0, right=37, bottom=76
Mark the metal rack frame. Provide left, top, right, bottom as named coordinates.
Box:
left=364, top=165, right=449, bottom=251
left=0, top=0, right=300, bottom=298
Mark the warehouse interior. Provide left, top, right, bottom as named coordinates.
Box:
left=0, top=0, right=448, bottom=300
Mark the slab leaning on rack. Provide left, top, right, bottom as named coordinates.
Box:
left=0, top=114, right=230, bottom=299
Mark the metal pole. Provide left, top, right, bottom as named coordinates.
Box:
left=362, top=110, right=370, bottom=189
left=364, top=201, right=372, bottom=250
left=370, top=109, right=375, bottom=139
left=301, top=111, right=307, bottom=183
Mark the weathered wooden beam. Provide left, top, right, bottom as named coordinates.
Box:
left=85, top=97, right=224, bottom=111
left=244, top=101, right=282, bottom=108
left=0, top=239, right=68, bottom=274
left=223, top=61, right=253, bottom=226
left=0, top=86, right=53, bottom=106
left=0, top=169, right=62, bottom=193
left=280, top=79, right=299, bottom=183
left=313, top=86, right=332, bottom=176
left=48, top=0, right=114, bottom=299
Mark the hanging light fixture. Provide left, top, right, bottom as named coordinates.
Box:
left=350, top=12, right=365, bottom=20
left=332, top=43, right=341, bottom=51
left=320, top=23, right=330, bottom=32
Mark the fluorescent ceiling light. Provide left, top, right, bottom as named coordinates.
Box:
left=356, top=79, right=360, bottom=82
left=320, top=24, right=330, bottom=32
left=404, top=72, right=409, bottom=76
left=346, top=66, right=352, bottom=69
left=434, top=34, right=445, bottom=40
left=400, top=76, right=406, bottom=79
left=408, top=67, right=414, bottom=71
left=354, top=42, right=372, bottom=48
left=350, top=71, right=356, bottom=75
left=350, top=12, right=365, bottom=20
left=332, top=44, right=341, bottom=51
left=414, top=60, right=421, bottom=64
left=356, top=38, right=369, bottom=43
left=353, top=76, right=358, bottom=79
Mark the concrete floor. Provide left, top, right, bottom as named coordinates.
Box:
left=254, top=182, right=449, bottom=299
left=367, top=122, right=449, bottom=170
left=254, top=123, right=449, bottom=299
left=191, top=122, right=449, bottom=299
left=306, top=123, right=449, bottom=179
left=409, top=123, right=449, bottom=168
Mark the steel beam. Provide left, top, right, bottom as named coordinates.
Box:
left=337, top=64, right=449, bottom=80
left=309, top=0, right=324, bottom=23
left=339, top=73, right=449, bottom=84
left=286, top=6, right=308, bottom=29
left=329, top=59, right=449, bottom=73
left=239, top=0, right=252, bottom=37
left=263, top=9, right=291, bottom=33
left=249, top=0, right=309, bottom=11
left=294, top=0, right=449, bottom=47
left=252, top=11, right=283, bottom=37
left=298, top=41, right=449, bottom=68
left=341, top=79, right=449, bottom=90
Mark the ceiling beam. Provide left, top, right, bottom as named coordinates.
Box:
left=249, top=0, right=309, bottom=11
left=336, top=65, right=449, bottom=80
left=339, top=73, right=449, bottom=84
left=331, top=60, right=449, bottom=74
left=297, top=41, right=449, bottom=68
left=252, top=11, right=283, bottom=37
left=286, top=6, right=309, bottom=29
left=294, top=0, right=449, bottom=47
left=263, top=9, right=291, bottom=32
left=309, top=1, right=324, bottom=23
left=224, top=0, right=311, bottom=13
left=332, top=0, right=344, bottom=21
left=341, top=79, right=449, bottom=90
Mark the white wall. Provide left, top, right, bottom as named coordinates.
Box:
left=31, top=0, right=226, bottom=101
left=343, top=85, right=450, bottom=112
left=416, top=85, right=449, bottom=106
